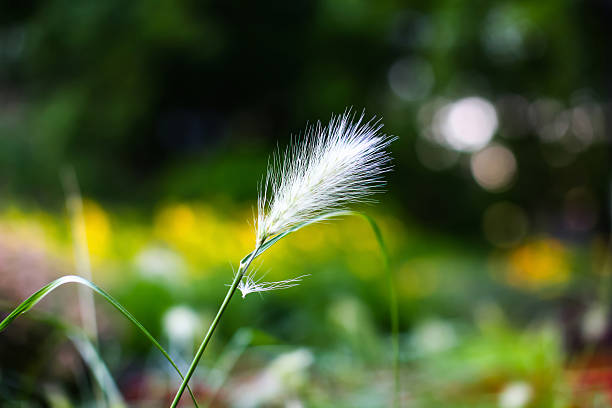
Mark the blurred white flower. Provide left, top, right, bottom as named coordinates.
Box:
left=231, top=348, right=314, bottom=408
left=256, top=110, right=395, bottom=246
left=498, top=381, right=533, bottom=408
left=162, top=305, right=201, bottom=345
left=135, top=245, right=186, bottom=280
left=410, top=319, right=457, bottom=354
left=582, top=304, right=608, bottom=342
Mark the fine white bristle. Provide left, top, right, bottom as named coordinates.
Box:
left=255, top=110, right=396, bottom=246
left=236, top=270, right=309, bottom=298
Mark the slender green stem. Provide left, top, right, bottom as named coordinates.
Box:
left=170, top=252, right=256, bottom=407
left=170, top=211, right=397, bottom=407
left=359, top=214, right=400, bottom=407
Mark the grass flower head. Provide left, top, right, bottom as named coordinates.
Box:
left=256, top=110, right=396, bottom=247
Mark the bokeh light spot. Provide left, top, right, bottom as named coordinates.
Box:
left=482, top=6, right=527, bottom=63
left=470, top=144, right=516, bottom=191
left=437, top=97, right=498, bottom=152
left=388, top=57, right=434, bottom=102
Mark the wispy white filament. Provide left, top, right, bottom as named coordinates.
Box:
left=236, top=270, right=309, bottom=298
left=256, top=110, right=395, bottom=246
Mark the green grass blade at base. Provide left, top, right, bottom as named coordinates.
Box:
left=356, top=212, right=401, bottom=408
left=0, top=275, right=200, bottom=408
left=69, top=332, right=126, bottom=407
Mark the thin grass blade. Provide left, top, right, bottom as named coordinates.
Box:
left=0, top=275, right=200, bottom=407
left=355, top=212, right=400, bottom=407
left=69, top=332, right=126, bottom=407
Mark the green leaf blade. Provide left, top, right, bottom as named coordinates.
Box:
left=0, top=275, right=200, bottom=407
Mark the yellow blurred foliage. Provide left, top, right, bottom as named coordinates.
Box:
left=0, top=201, right=405, bottom=284
left=505, top=238, right=571, bottom=289
left=153, top=203, right=253, bottom=273
left=82, top=199, right=111, bottom=260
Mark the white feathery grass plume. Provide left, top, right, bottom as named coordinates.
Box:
left=256, top=110, right=396, bottom=247
left=235, top=269, right=309, bottom=298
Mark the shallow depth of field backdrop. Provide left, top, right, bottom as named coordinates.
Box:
left=1, top=1, right=611, bottom=407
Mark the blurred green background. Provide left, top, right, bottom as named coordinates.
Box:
left=0, top=0, right=611, bottom=406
